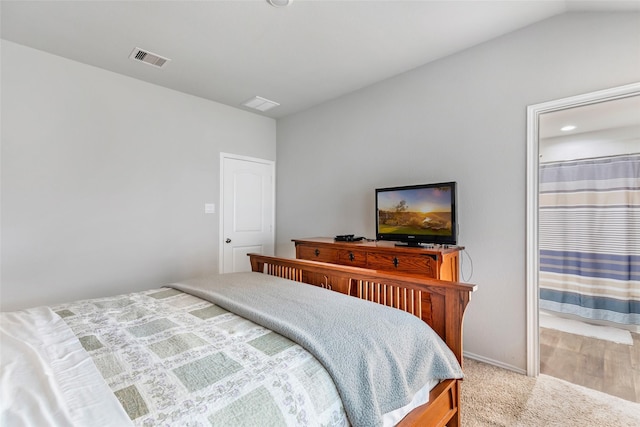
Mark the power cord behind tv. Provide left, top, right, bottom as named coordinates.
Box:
left=460, top=248, right=474, bottom=282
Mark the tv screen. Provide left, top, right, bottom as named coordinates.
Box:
left=376, top=182, right=457, bottom=246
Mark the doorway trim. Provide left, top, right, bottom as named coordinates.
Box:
left=526, top=81, right=640, bottom=376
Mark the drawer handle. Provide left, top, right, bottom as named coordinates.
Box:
left=393, top=257, right=399, bottom=268
left=349, top=252, right=355, bottom=262
left=315, top=249, right=320, bottom=256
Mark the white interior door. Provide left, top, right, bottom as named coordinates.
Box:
left=220, top=154, right=275, bottom=273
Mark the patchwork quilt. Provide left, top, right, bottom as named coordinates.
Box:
left=52, top=288, right=348, bottom=426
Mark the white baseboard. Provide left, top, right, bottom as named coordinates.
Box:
left=463, top=351, right=527, bottom=376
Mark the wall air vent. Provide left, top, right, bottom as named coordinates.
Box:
left=129, top=47, right=171, bottom=69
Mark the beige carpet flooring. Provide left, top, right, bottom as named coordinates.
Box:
left=461, top=358, right=640, bottom=427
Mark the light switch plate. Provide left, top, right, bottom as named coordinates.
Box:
left=204, top=203, right=215, bottom=214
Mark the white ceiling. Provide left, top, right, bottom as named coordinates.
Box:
left=2, top=0, right=639, bottom=118
left=540, top=95, right=640, bottom=139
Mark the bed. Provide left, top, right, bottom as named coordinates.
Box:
left=1, top=254, right=476, bottom=427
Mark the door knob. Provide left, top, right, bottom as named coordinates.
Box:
left=226, top=238, right=231, bottom=243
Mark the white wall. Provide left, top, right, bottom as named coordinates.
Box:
left=275, top=12, right=640, bottom=371
left=1, top=40, right=276, bottom=311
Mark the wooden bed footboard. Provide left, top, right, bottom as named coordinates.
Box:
left=248, top=253, right=476, bottom=364
left=248, top=254, right=476, bottom=427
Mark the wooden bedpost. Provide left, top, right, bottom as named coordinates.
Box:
left=444, top=288, right=470, bottom=367
left=250, top=256, right=265, bottom=273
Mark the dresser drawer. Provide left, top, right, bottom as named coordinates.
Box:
left=337, top=249, right=368, bottom=268
left=293, top=238, right=460, bottom=282
left=367, top=253, right=438, bottom=278
left=297, top=245, right=339, bottom=263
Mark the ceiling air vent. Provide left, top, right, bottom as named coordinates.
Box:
left=242, top=96, right=280, bottom=112
left=129, top=47, right=171, bottom=69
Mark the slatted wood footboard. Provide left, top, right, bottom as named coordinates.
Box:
left=248, top=253, right=476, bottom=427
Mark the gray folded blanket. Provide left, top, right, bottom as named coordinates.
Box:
left=172, top=272, right=462, bottom=427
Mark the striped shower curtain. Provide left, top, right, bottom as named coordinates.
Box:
left=539, top=153, right=640, bottom=326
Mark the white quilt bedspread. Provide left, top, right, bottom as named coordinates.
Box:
left=1, top=284, right=444, bottom=426
left=0, top=306, right=133, bottom=427
left=2, top=288, right=349, bottom=426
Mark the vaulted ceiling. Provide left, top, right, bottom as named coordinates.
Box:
left=2, top=1, right=637, bottom=118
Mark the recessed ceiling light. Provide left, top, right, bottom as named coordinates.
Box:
left=267, top=0, right=293, bottom=7
left=242, top=96, right=280, bottom=112
left=560, top=125, right=577, bottom=132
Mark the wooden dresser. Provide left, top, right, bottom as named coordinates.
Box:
left=293, top=237, right=462, bottom=282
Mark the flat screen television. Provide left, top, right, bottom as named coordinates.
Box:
left=375, top=181, right=458, bottom=246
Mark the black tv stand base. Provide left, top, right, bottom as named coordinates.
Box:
left=394, top=241, right=432, bottom=248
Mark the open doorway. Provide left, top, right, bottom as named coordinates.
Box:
left=525, top=83, right=640, bottom=397
left=536, top=98, right=640, bottom=402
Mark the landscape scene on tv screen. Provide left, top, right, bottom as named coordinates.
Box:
left=378, top=186, right=453, bottom=237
